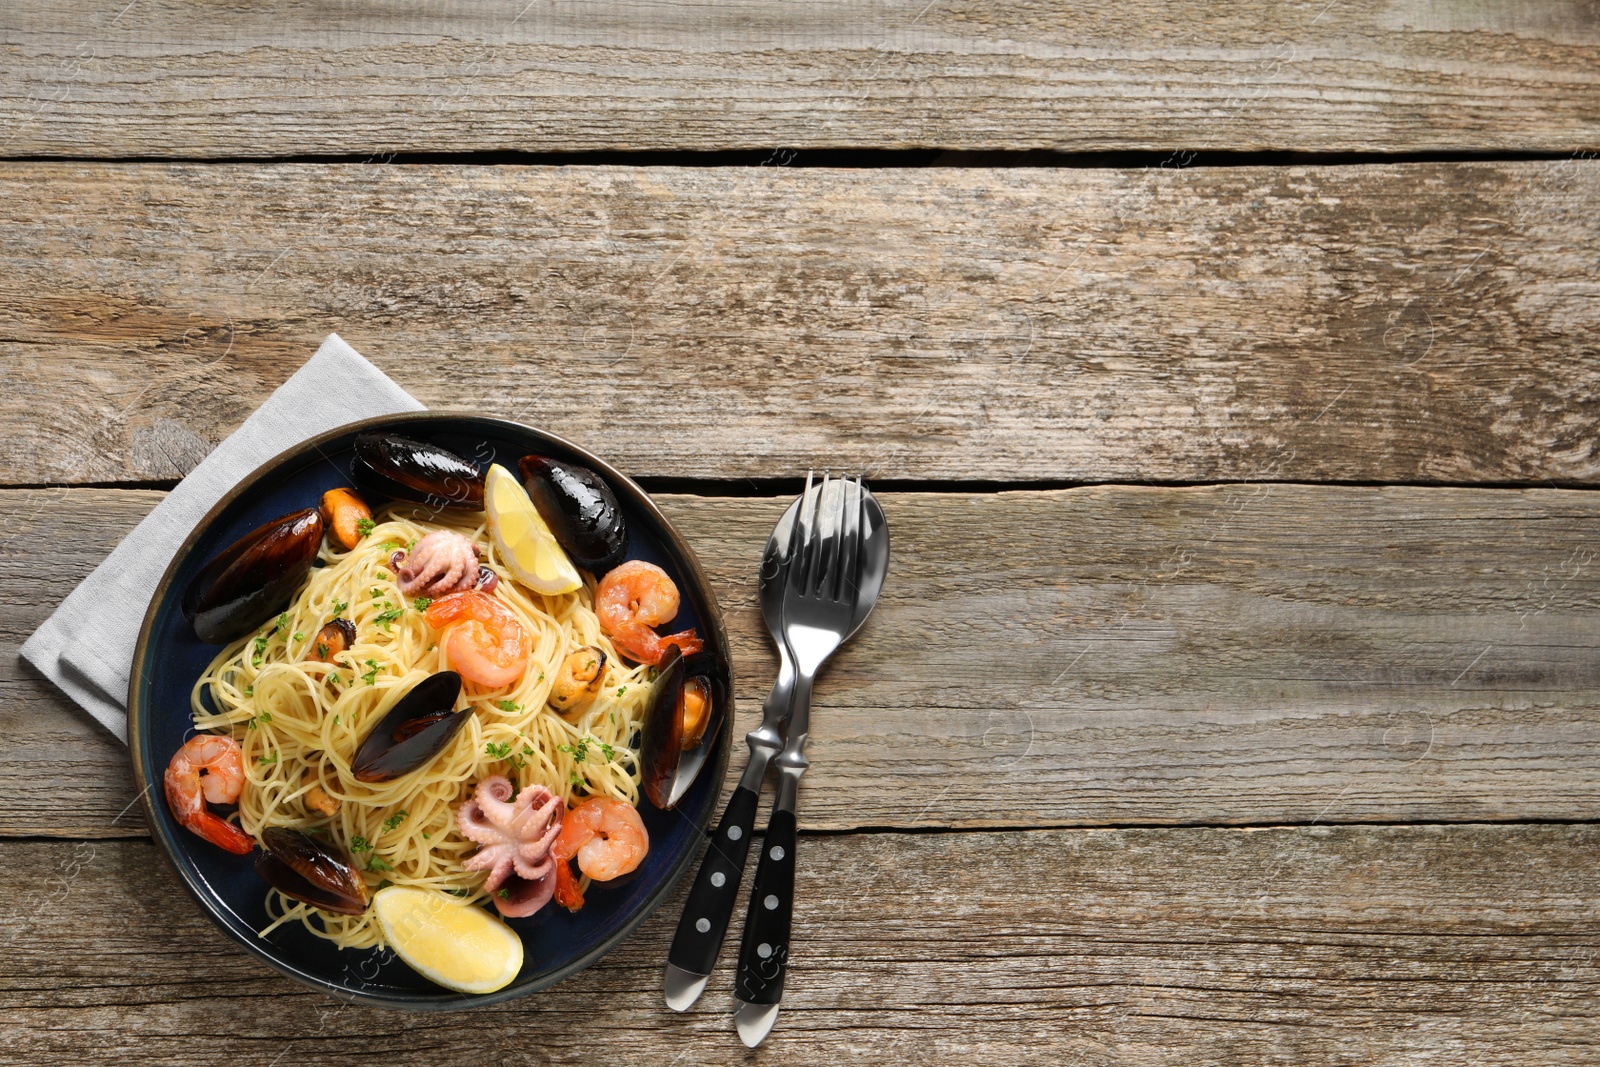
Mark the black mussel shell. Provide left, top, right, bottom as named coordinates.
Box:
left=182, top=509, right=323, bottom=644
left=352, top=432, right=485, bottom=509
left=351, top=672, right=471, bottom=783
left=518, top=455, right=628, bottom=573
left=257, top=827, right=370, bottom=915
left=641, top=647, right=722, bottom=810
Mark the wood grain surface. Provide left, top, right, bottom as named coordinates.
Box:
left=1, top=825, right=1595, bottom=1065
left=7, top=485, right=1596, bottom=837
left=3, top=161, right=1598, bottom=487
left=3, top=0, right=1599, bottom=157
left=6, top=4, right=1597, bottom=1059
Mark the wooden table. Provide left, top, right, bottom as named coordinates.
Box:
left=3, top=4, right=1598, bottom=1063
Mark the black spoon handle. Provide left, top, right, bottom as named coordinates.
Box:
left=733, top=808, right=797, bottom=1005
left=667, top=785, right=761, bottom=977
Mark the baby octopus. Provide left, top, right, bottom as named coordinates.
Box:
left=393, top=530, right=481, bottom=599
left=457, top=776, right=563, bottom=917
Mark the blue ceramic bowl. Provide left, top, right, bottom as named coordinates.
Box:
left=129, top=413, right=732, bottom=1009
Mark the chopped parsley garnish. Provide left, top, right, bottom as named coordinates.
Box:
left=422, top=831, right=432, bottom=840
left=381, top=810, right=408, bottom=833
left=252, top=636, right=269, bottom=667
left=366, top=856, right=393, bottom=873
left=485, top=741, right=512, bottom=760
left=316, top=642, right=330, bottom=659
left=247, top=710, right=273, bottom=730
left=496, top=700, right=521, bottom=713
left=374, top=604, right=404, bottom=630
left=361, top=659, right=381, bottom=686
left=356, top=517, right=376, bottom=538
left=332, top=714, right=340, bottom=725
left=370, top=587, right=384, bottom=600
left=349, top=835, right=372, bottom=853
left=243, top=685, right=254, bottom=697
left=257, top=751, right=278, bottom=766
left=413, top=596, right=432, bottom=611
left=276, top=612, right=290, bottom=634
left=558, top=735, right=613, bottom=765
left=292, top=631, right=305, bottom=642
left=496, top=888, right=510, bottom=900
left=616, top=686, right=627, bottom=697
left=331, top=599, right=348, bottom=615
left=375, top=570, right=391, bottom=581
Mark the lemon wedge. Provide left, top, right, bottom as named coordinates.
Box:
left=484, top=463, right=582, bottom=595
left=374, top=885, right=524, bottom=994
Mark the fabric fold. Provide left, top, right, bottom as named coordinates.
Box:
left=20, top=333, right=424, bottom=742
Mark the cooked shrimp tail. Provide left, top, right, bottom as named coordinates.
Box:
left=595, top=561, right=702, bottom=667
left=164, top=734, right=254, bottom=855
left=423, top=590, right=532, bottom=689
left=551, top=796, right=648, bottom=896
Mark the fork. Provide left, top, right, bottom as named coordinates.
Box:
left=732, top=472, right=867, bottom=1046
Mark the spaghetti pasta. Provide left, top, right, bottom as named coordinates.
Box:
left=190, top=505, right=653, bottom=949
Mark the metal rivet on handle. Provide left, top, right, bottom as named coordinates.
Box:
left=728, top=826, right=742, bottom=841
left=696, top=917, right=711, bottom=933
left=764, top=894, right=779, bottom=910
left=757, top=943, right=772, bottom=959
left=770, top=845, right=785, bottom=861
left=710, top=871, right=726, bottom=888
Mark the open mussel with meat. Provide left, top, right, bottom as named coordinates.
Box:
left=352, top=432, right=485, bottom=509
left=351, top=671, right=472, bottom=783
left=182, top=508, right=323, bottom=644
left=517, top=455, right=628, bottom=573
left=640, top=645, right=722, bottom=810
left=256, top=827, right=370, bottom=915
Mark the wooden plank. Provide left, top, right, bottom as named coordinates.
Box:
left=3, top=161, right=1598, bottom=486
left=0, top=825, right=1595, bottom=1064
left=2, top=1, right=1599, bottom=156
left=6, top=485, right=1598, bottom=837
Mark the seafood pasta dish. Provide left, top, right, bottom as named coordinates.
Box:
left=164, top=434, right=719, bottom=994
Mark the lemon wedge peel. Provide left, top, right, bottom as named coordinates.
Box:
left=374, top=885, right=524, bottom=995
left=484, top=463, right=583, bottom=596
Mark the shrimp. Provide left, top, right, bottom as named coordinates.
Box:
left=595, top=560, right=703, bottom=666
left=551, top=797, right=649, bottom=911
left=164, top=734, right=254, bottom=855
left=423, top=590, right=532, bottom=689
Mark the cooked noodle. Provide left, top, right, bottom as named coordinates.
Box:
left=190, top=505, right=653, bottom=949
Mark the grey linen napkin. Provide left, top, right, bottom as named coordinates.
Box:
left=20, top=333, right=424, bottom=743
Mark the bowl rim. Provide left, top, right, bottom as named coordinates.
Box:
left=128, top=411, right=733, bottom=1010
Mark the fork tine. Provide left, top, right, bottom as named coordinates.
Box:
left=827, top=473, right=853, bottom=602
left=817, top=471, right=843, bottom=599
left=792, top=469, right=813, bottom=569
left=787, top=469, right=818, bottom=598
left=810, top=471, right=834, bottom=597
left=835, top=476, right=863, bottom=604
